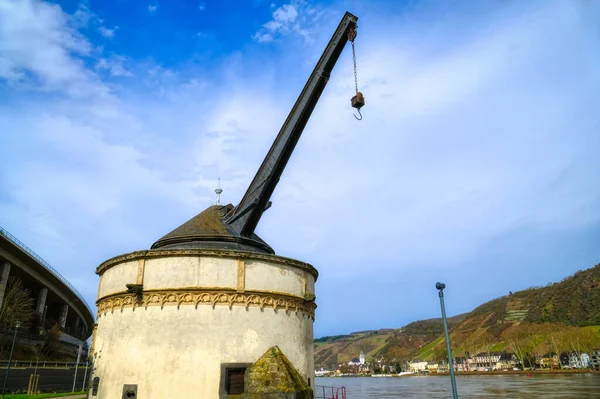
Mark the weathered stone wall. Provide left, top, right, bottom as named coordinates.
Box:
left=90, top=251, right=316, bottom=399
left=97, top=253, right=315, bottom=300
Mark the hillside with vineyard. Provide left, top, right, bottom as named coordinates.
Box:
left=315, top=264, right=600, bottom=368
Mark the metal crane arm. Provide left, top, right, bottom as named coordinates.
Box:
left=226, top=11, right=358, bottom=237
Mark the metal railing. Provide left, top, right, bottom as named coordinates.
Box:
left=0, top=360, right=90, bottom=368
left=0, top=226, right=94, bottom=316
left=315, top=386, right=346, bottom=399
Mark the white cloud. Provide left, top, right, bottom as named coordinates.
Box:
left=96, top=55, right=133, bottom=77
left=198, top=2, right=206, bottom=11
left=98, top=25, right=118, bottom=38
left=0, top=0, right=108, bottom=98
left=148, top=4, right=158, bottom=13
left=253, top=1, right=321, bottom=44
left=71, top=3, right=93, bottom=27
left=272, top=4, right=298, bottom=24
left=254, top=32, right=273, bottom=43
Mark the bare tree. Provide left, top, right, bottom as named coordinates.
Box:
left=33, top=323, right=62, bottom=373
left=565, top=326, right=599, bottom=363
left=545, top=324, right=568, bottom=369
left=505, top=325, right=535, bottom=369
left=478, top=333, right=496, bottom=370
left=0, top=276, right=34, bottom=328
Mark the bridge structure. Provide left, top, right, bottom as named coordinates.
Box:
left=0, top=226, right=94, bottom=352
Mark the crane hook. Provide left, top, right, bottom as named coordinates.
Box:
left=351, top=91, right=365, bottom=121
left=354, top=108, right=363, bottom=120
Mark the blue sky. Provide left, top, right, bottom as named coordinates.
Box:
left=1, top=0, right=599, bottom=338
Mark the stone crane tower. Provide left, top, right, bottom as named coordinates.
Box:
left=89, top=12, right=359, bottom=399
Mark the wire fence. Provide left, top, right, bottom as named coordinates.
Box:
left=0, top=362, right=91, bottom=393
left=0, top=226, right=94, bottom=317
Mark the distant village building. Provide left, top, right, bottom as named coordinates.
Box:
left=437, top=360, right=449, bottom=373
left=496, top=353, right=519, bottom=370
left=408, top=360, right=428, bottom=373
left=315, top=367, right=332, bottom=377
left=569, top=352, right=583, bottom=369
left=551, top=352, right=595, bottom=369
left=348, top=358, right=361, bottom=366
left=348, top=351, right=367, bottom=370
left=467, top=357, right=477, bottom=371
left=453, top=357, right=469, bottom=372
left=591, top=350, right=600, bottom=371
left=580, top=353, right=591, bottom=368
left=474, top=352, right=502, bottom=370
left=540, top=354, right=560, bottom=369
left=426, top=361, right=439, bottom=372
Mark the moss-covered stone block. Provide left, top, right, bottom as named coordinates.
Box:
left=244, top=346, right=312, bottom=399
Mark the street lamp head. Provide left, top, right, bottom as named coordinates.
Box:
left=14, top=321, right=20, bottom=328
left=435, top=282, right=446, bottom=291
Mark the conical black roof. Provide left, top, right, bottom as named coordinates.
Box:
left=151, top=204, right=274, bottom=254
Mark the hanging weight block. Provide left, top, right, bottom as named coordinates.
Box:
left=351, top=92, right=365, bottom=110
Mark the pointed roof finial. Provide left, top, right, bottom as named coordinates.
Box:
left=215, top=178, right=223, bottom=205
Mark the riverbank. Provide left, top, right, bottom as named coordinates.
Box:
left=321, top=369, right=599, bottom=378
left=435, top=369, right=599, bottom=376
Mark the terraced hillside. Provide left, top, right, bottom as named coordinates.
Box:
left=505, top=299, right=529, bottom=321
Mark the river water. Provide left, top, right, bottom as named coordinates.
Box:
left=316, top=374, right=600, bottom=398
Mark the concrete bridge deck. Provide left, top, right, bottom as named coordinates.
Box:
left=0, top=226, right=94, bottom=347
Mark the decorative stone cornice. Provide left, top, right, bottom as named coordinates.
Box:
left=96, top=289, right=317, bottom=319
left=96, top=249, right=318, bottom=280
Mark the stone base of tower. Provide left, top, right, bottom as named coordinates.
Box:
left=89, top=249, right=317, bottom=399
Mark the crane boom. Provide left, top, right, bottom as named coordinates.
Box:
left=226, top=11, right=358, bottom=237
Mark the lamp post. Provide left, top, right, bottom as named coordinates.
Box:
left=2, top=320, right=20, bottom=398
left=72, top=343, right=82, bottom=392
left=436, top=282, right=458, bottom=399
left=82, top=347, right=90, bottom=391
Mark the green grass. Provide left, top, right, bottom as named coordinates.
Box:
left=4, top=392, right=86, bottom=399
left=415, top=337, right=444, bottom=360
left=490, top=342, right=506, bottom=352
left=366, top=334, right=393, bottom=358
left=583, top=325, right=600, bottom=332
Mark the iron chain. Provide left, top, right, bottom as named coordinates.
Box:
left=351, top=40, right=358, bottom=95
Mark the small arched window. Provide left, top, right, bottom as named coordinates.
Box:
left=92, top=376, right=100, bottom=396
